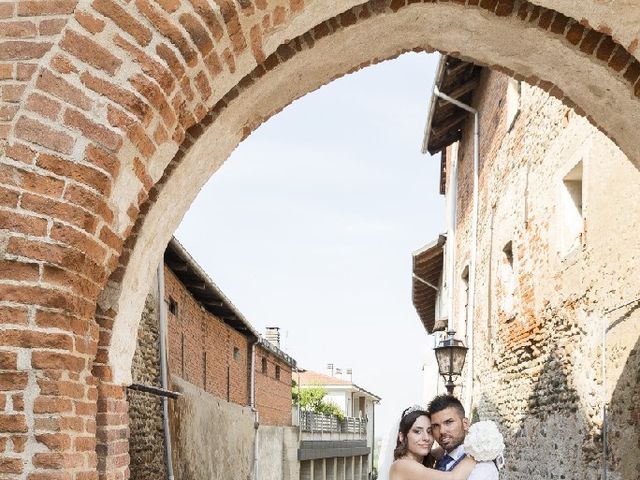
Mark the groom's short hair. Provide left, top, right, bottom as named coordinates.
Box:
left=428, top=394, right=465, bottom=418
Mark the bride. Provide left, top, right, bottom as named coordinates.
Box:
left=379, top=406, right=476, bottom=480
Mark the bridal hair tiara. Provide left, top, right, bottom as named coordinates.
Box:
left=401, top=404, right=426, bottom=418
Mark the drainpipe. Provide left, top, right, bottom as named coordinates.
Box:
left=157, top=263, right=175, bottom=480
left=601, top=310, right=608, bottom=480
left=250, top=340, right=259, bottom=480
left=444, top=141, right=459, bottom=335
left=371, top=401, right=376, bottom=477
left=433, top=86, right=479, bottom=413
left=250, top=341, right=257, bottom=408
left=253, top=409, right=260, bottom=480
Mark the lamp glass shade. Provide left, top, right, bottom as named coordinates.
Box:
left=434, top=338, right=468, bottom=379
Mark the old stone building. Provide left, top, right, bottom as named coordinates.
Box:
left=414, top=55, right=640, bottom=479
left=2, top=1, right=640, bottom=478
left=128, top=237, right=298, bottom=480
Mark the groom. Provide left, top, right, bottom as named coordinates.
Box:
left=428, top=395, right=499, bottom=479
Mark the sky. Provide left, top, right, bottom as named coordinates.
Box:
left=175, top=51, right=444, bottom=436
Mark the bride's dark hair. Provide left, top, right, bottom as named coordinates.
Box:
left=393, top=407, right=435, bottom=466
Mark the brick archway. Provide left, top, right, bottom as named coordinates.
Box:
left=1, top=0, right=640, bottom=478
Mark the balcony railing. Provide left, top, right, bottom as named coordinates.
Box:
left=299, top=410, right=367, bottom=436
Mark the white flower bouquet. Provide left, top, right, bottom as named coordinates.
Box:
left=463, top=420, right=505, bottom=467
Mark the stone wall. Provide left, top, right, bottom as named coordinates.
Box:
left=257, top=425, right=300, bottom=480
left=169, top=376, right=256, bottom=480
left=128, top=280, right=166, bottom=480
left=448, top=69, right=640, bottom=479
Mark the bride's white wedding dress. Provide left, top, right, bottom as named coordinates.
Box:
left=377, top=413, right=402, bottom=480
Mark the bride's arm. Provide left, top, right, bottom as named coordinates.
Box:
left=390, top=457, right=476, bottom=480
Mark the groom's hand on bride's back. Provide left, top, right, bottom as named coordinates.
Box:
left=431, top=445, right=445, bottom=460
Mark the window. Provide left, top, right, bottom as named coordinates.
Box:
left=506, top=78, right=520, bottom=131
left=560, top=161, right=584, bottom=256
left=233, top=347, right=240, bottom=361
left=168, top=296, right=178, bottom=316
left=275, top=365, right=281, bottom=380
left=499, top=241, right=517, bottom=319
left=503, top=241, right=514, bottom=267
left=261, top=357, right=267, bottom=374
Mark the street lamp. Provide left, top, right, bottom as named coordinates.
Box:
left=434, top=331, right=468, bottom=395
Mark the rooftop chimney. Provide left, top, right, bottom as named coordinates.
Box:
left=265, top=327, right=280, bottom=348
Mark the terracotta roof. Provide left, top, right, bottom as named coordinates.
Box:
left=297, top=369, right=381, bottom=401
left=298, top=370, right=352, bottom=386
left=412, top=235, right=446, bottom=333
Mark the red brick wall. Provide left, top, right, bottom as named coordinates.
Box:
left=164, top=265, right=250, bottom=406
left=255, top=345, right=292, bottom=426
left=163, top=265, right=294, bottom=424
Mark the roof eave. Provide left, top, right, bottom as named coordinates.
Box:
left=412, top=234, right=447, bottom=333
left=258, top=337, right=297, bottom=368
left=166, top=237, right=260, bottom=340
left=421, top=54, right=447, bottom=154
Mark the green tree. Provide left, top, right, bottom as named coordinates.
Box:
left=298, top=386, right=326, bottom=412
left=316, top=399, right=345, bottom=421
left=294, top=385, right=345, bottom=421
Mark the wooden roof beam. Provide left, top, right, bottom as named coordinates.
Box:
left=437, top=78, right=480, bottom=105
left=431, top=114, right=467, bottom=139
left=444, top=60, right=474, bottom=79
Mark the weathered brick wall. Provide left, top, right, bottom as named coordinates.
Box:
left=127, top=285, right=166, bottom=480
left=0, top=1, right=76, bottom=141
left=164, top=265, right=250, bottom=405
left=255, top=345, right=293, bottom=426
left=449, top=69, right=640, bottom=479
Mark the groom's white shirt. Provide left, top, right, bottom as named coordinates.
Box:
left=444, top=445, right=499, bottom=480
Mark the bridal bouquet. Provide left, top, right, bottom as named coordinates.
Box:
left=463, top=420, right=505, bottom=465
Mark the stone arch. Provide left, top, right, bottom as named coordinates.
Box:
left=103, top=0, right=640, bottom=386
left=1, top=0, right=640, bottom=478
